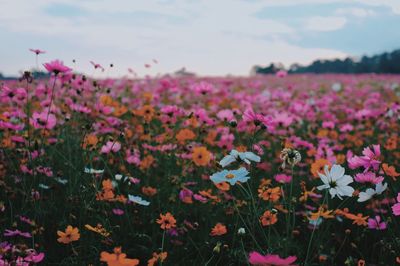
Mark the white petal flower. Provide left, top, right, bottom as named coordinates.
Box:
left=317, top=164, right=354, bottom=199
left=219, top=150, right=260, bottom=167
left=357, top=182, right=387, bottom=202
left=128, top=195, right=150, bottom=206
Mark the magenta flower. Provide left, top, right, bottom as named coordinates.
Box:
left=90, top=61, right=105, bottom=72
left=392, top=193, right=400, bottom=216
left=4, top=229, right=32, bottom=238
left=31, top=111, right=57, bottom=130
left=179, top=188, right=193, bottom=203
left=112, top=208, right=124, bottom=216
left=348, top=145, right=381, bottom=172
left=100, top=141, right=121, bottom=154
left=248, top=251, right=297, bottom=266
left=354, top=171, right=384, bottom=184
left=24, top=251, right=45, bottom=263
left=43, top=60, right=72, bottom=75
left=276, top=70, right=287, bottom=78
left=274, top=174, right=292, bottom=184
left=29, top=48, right=46, bottom=55
left=368, top=216, right=387, bottom=230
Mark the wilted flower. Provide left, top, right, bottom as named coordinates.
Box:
left=280, top=148, right=301, bottom=169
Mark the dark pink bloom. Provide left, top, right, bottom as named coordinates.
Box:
left=4, top=229, right=32, bottom=238
left=112, top=208, right=124, bottom=215
left=179, top=188, right=193, bottom=203
left=31, top=111, right=57, bottom=130
left=348, top=145, right=381, bottom=172
left=276, top=70, right=287, bottom=78
left=368, top=216, right=387, bottom=230
left=90, top=61, right=105, bottom=72
left=101, top=141, right=121, bottom=154
left=29, top=48, right=46, bottom=55
left=43, top=60, right=72, bottom=75
left=354, top=171, right=384, bottom=184
left=24, top=251, right=45, bottom=263
left=392, top=193, right=400, bottom=216
left=274, top=174, right=292, bottom=184
left=248, top=251, right=297, bottom=265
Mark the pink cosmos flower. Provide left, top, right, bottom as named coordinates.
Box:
left=31, top=111, right=57, bottom=130
left=43, top=60, right=72, bottom=75
left=193, top=194, right=208, bottom=203
left=392, top=193, right=400, bottom=216
left=276, top=70, right=288, bottom=78
left=354, top=172, right=384, bottom=184
left=112, top=208, right=124, bottom=215
left=348, top=145, right=381, bottom=172
left=90, top=61, right=105, bottom=72
left=4, top=229, right=32, bottom=238
left=101, top=141, right=121, bottom=154
left=179, top=188, right=194, bottom=203
left=274, top=174, right=292, bottom=184
left=24, top=251, right=45, bottom=263
left=248, top=251, right=297, bottom=266
left=192, top=81, right=213, bottom=95
left=29, top=49, right=46, bottom=55
left=368, top=216, right=387, bottom=230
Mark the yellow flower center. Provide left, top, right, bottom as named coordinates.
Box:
left=225, top=173, right=235, bottom=179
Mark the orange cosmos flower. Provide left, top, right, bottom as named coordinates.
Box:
left=100, top=247, right=139, bottom=266
left=192, top=147, right=211, bottom=166
left=176, top=128, right=196, bottom=144
left=382, top=163, right=400, bottom=180
left=214, top=182, right=230, bottom=191
left=260, top=210, right=278, bottom=226
left=258, top=187, right=281, bottom=202
left=347, top=213, right=369, bottom=226
left=135, top=105, right=155, bottom=122
left=309, top=207, right=334, bottom=220
left=310, top=159, right=331, bottom=178
left=156, top=212, right=176, bottom=230
left=57, top=225, right=80, bottom=244
left=142, top=186, right=157, bottom=196
left=147, top=252, right=167, bottom=266
left=210, top=223, right=227, bottom=236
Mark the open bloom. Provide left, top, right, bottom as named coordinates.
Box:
left=210, top=167, right=250, bottom=185
left=43, top=60, right=72, bottom=75
left=210, top=223, right=227, bottom=236
left=392, top=193, right=400, bottom=216
left=156, top=212, right=176, bottom=230
left=354, top=172, right=384, bottom=184
left=100, top=247, right=139, bottom=266
left=317, top=164, right=354, bottom=199
left=57, top=225, right=80, bottom=244
left=348, top=145, right=381, bottom=172
left=219, top=150, right=260, bottom=167
left=128, top=195, right=150, bottom=206
left=368, top=216, right=387, bottom=230
left=30, top=48, right=46, bottom=55
left=101, top=141, right=121, bottom=154
left=248, top=251, right=297, bottom=266
left=357, top=182, right=387, bottom=202
left=31, top=111, right=57, bottom=130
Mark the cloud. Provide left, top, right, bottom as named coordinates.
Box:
left=304, top=16, right=347, bottom=31
left=335, top=7, right=376, bottom=17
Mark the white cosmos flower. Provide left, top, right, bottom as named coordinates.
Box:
left=317, top=164, right=354, bottom=199
left=219, top=150, right=260, bottom=167
left=128, top=195, right=150, bottom=206
left=357, top=182, right=387, bottom=202
left=84, top=167, right=104, bottom=174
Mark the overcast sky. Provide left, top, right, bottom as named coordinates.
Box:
left=1, top=0, right=400, bottom=77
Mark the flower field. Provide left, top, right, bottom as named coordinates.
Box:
left=1, top=61, right=400, bottom=265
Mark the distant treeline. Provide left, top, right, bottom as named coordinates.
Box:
left=252, top=48, right=400, bottom=74
left=0, top=71, right=50, bottom=80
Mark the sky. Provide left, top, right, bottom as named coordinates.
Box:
left=0, top=0, right=400, bottom=77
